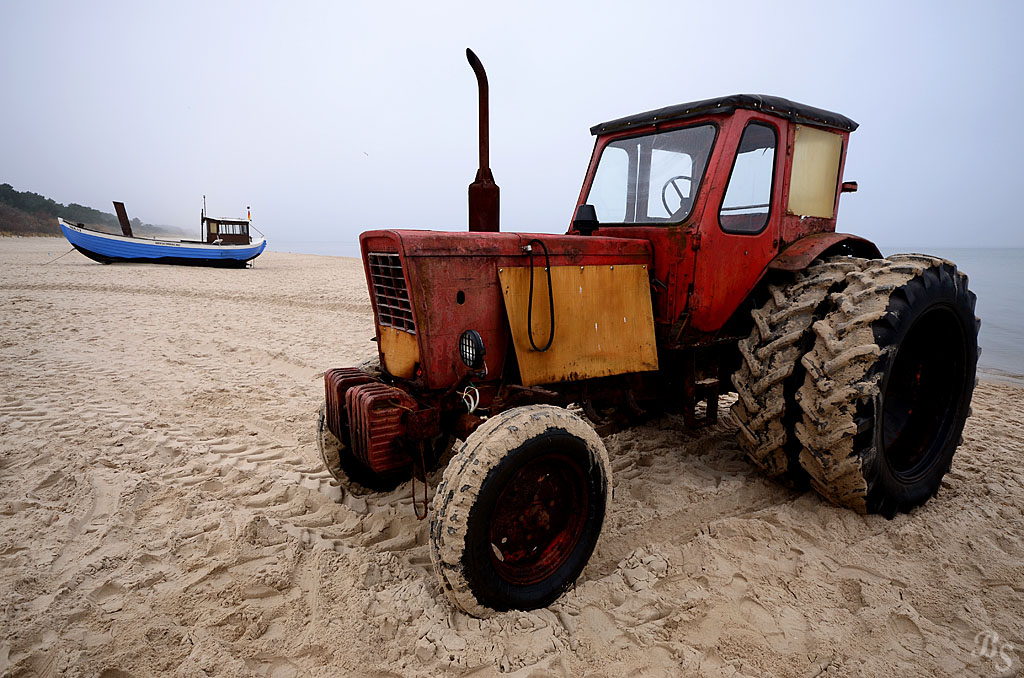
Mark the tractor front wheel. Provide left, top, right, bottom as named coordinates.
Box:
left=429, top=405, right=611, bottom=616
left=795, top=255, right=979, bottom=517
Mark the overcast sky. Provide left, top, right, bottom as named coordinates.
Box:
left=2, top=0, right=1022, bottom=249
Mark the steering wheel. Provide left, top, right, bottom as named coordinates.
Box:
left=661, top=175, right=692, bottom=217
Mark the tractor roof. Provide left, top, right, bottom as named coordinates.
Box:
left=591, top=94, right=858, bottom=135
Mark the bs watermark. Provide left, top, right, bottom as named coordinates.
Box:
left=972, top=630, right=1016, bottom=674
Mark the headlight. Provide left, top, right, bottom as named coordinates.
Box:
left=459, top=330, right=486, bottom=369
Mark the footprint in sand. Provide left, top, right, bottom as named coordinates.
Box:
left=88, top=582, right=126, bottom=614
left=888, top=613, right=926, bottom=652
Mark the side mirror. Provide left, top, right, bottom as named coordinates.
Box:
left=841, top=181, right=858, bottom=193
left=572, top=204, right=599, bottom=236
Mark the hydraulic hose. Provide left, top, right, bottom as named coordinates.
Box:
left=526, top=239, right=555, bottom=352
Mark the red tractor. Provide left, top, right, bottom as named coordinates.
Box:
left=317, top=50, right=979, bottom=617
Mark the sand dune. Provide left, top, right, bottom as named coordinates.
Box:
left=1, top=237, right=1021, bottom=677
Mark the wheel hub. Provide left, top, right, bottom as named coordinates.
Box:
left=488, top=454, right=588, bottom=586
left=882, top=306, right=967, bottom=482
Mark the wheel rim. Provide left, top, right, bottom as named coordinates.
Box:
left=488, top=453, right=588, bottom=586
left=881, top=306, right=968, bottom=482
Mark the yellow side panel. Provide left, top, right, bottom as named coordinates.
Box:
left=380, top=326, right=419, bottom=379
left=499, top=264, right=658, bottom=387
left=787, top=125, right=843, bottom=219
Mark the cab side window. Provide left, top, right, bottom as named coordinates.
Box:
left=719, top=122, right=777, bottom=234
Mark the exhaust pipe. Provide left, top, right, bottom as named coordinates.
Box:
left=466, top=48, right=499, bottom=233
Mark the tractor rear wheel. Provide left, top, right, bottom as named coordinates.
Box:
left=795, top=255, right=979, bottom=517
left=731, top=257, right=864, bottom=484
left=429, top=405, right=611, bottom=616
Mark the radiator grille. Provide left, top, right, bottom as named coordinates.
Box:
left=367, top=252, right=415, bottom=333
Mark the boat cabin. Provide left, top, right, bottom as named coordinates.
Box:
left=202, top=215, right=251, bottom=245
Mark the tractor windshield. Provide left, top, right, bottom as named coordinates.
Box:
left=586, top=124, right=716, bottom=224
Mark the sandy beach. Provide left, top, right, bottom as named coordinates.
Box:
left=1, top=236, right=1021, bottom=677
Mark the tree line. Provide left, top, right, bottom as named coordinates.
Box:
left=0, top=183, right=180, bottom=237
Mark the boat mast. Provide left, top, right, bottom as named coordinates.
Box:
left=113, top=201, right=134, bottom=238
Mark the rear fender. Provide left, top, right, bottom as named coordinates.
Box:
left=717, top=233, right=882, bottom=342
left=767, top=232, right=881, bottom=271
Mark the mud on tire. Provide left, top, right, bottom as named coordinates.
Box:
left=429, top=405, right=611, bottom=617
left=795, top=255, right=979, bottom=517
left=731, top=257, right=864, bottom=484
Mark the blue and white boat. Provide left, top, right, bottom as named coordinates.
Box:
left=58, top=201, right=266, bottom=268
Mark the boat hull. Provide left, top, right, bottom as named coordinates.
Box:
left=58, top=219, right=266, bottom=267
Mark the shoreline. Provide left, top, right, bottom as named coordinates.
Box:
left=11, top=235, right=1023, bottom=386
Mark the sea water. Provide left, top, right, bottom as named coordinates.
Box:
left=271, top=241, right=1023, bottom=383
left=882, top=247, right=1024, bottom=384
left=272, top=240, right=362, bottom=258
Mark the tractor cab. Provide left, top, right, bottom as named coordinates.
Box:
left=573, top=94, right=874, bottom=338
